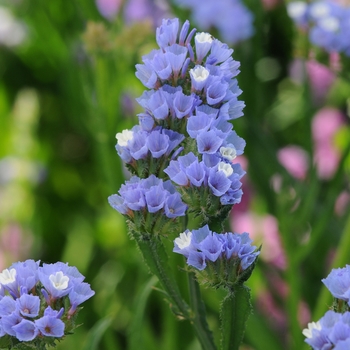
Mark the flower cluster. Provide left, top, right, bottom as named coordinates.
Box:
left=303, top=265, right=350, bottom=349
left=322, top=265, right=350, bottom=309
left=287, top=0, right=350, bottom=56
left=303, top=311, right=350, bottom=349
left=0, top=260, right=94, bottom=348
left=173, top=225, right=260, bottom=288
left=172, top=0, right=254, bottom=45
left=110, top=18, right=247, bottom=228
left=108, top=175, right=187, bottom=234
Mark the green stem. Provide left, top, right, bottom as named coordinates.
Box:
left=134, top=234, right=218, bottom=350
left=220, top=285, right=252, bottom=350
left=188, top=272, right=217, bottom=350
left=135, top=235, right=190, bottom=319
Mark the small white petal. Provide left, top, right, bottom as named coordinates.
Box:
left=175, top=231, right=192, bottom=249
left=190, top=66, right=210, bottom=82
left=220, top=146, right=237, bottom=161
left=195, top=32, right=213, bottom=44
left=0, top=268, right=16, bottom=285
left=49, top=271, right=69, bottom=290
left=302, top=321, right=322, bottom=338
left=218, top=162, right=234, bottom=177
left=116, top=129, right=134, bottom=147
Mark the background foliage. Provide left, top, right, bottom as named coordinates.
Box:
left=0, top=0, right=349, bottom=349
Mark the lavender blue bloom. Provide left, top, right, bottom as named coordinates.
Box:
left=35, top=314, right=65, bottom=337
left=173, top=225, right=259, bottom=275
left=16, top=293, right=40, bottom=318
left=0, top=259, right=94, bottom=345
left=111, top=18, right=247, bottom=233
left=108, top=175, right=187, bottom=219
left=303, top=311, right=350, bottom=349
left=173, top=0, right=254, bottom=45
left=12, top=319, right=38, bottom=341
left=288, top=0, right=350, bottom=56
left=322, top=265, right=350, bottom=306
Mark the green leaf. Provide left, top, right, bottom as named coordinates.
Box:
left=81, top=316, right=114, bottom=350
left=128, top=276, right=158, bottom=350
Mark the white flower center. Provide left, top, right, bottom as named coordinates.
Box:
left=220, top=146, right=237, bottom=161
left=218, top=162, right=233, bottom=177
left=319, top=16, right=340, bottom=32
left=174, top=231, right=192, bottom=249
left=116, top=129, right=134, bottom=147
left=0, top=268, right=16, bottom=285
left=190, top=66, right=210, bottom=82
left=287, top=1, right=307, bottom=19
left=302, top=321, right=322, bottom=338
left=195, top=32, right=213, bottom=44
left=49, top=271, right=69, bottom=290
left=310, top=3, right=330, bottom=19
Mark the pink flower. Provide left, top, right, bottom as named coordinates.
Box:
left=231, top=212, right=286, bottom=269
left=306, top=60, right=335, bottom=105
left=96, top=0, right=121, bottom=20
left=277, top=145, right=309, bottom=180
left=312, top=107, right=345, bottom=179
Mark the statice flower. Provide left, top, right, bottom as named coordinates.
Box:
left=110, top=18, right=247, bottom=228
left=173, top=0, right=254, bottom=45
left=322, top=265, right=350, bottom=308
left=302, top=310, right=350, bottom=349
left=0, top=260, right=94, bottom=349
left=108, top=174, right=187, bottom=235
left=173, top=225, right=260, bottom=288
left=288, top=0, right=350, bottom=56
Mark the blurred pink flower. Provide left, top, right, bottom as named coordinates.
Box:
left=289, top=59, right=335, bottom=105
left=312, top=107, right=345, bottom=179
left=261, top=0, right=280, bottom=10
left=123, top=0, right=170, bottom=26
left=231, top=212, right=286, bottom=269
left=306, top=60, right=335, bottom=105
left=277, top=145, right=309, bottom=180
left=0, top=223, right=33, bottom=270
left=96, top=0, right=122, bottom=20
left=334, top=191, right=350, bottom=216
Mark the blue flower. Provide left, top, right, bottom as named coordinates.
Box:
left=35, top=314, right=65, bottom=337
left=0, top=260, right=94, bottom=345
left=199, top=234, right=224, bottom=262
left=303, top=311, right=350, bottom=349
left=164, top=192, right=187, bottom=218
left=173, top=226, right=259, bottom=273
left=194, top=32, right=213, bottom=64
left=69, top=282, right=95, bottom=308
left=288, top=0, right=350, bottom=56
left=173, top=0, right=254, bottom=45
left=16, top=293, right=40, bottom=318
left=38, top=262, right=84, bottom=300
left=188, top=251, right=207, bottom=270
left=322, top=265, right=350, bottom=306
left=156, top=18, right=180, bottom=50
left=197, top=130, right=224, bottom=155
left=1, top=312, right=24, bottom=337
left=12, top=319, right=38, bottom=341
left=109, top=175, right=187, bottom=220
left=0, top=295, right=17, bottom=316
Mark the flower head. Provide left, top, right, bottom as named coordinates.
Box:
left=0, top=260, right=94, bottom=347
left=173, top=226, right=260, bottom=287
